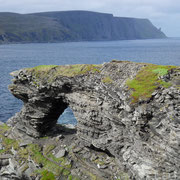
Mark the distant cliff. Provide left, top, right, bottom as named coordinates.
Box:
left=0, top=11, right=166, bottom=43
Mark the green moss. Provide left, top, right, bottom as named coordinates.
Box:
left=17, top=148, right=29, bottom=163
left=27, top=64, right=102, bottom=84
left=62, top=169, right=71, bottom=176
left=116, top=172, right=130, bottom=180
left=101, top=76, right=113, bottom=84
left=40, top=136, right=49, bottom=140
left=0, top=124, right=10, bottom=130
left=84, top=170, right=101, bottom=180
left=43, top=144, right=55, bottom=155
left=40, top=170, right=55, bottom=180
left=0, top=149, right=6, bottom=154
left=25, top=144, right=72, bottom=177
left=30, top=65, right=58, bottom=71
left=126, top=64, right=176, bottom=103
left=94, top=158, right=106, bottom=166
left=68, top=175, right=80, bottom=180
left=0, top=136, right=19, bottom=154
left=152, top=68, right=168, bottom=76
left=68, top=175, right=73, bottom=180
left=0, top=125, right=18, bottom=154
left=0, top=124, right=10, bottom=133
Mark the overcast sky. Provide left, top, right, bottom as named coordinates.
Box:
left=0, top=0, right=179, bottom=37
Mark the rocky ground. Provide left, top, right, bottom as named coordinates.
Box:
left=0, top=122, right=128, bottom=180
left=3, top=60, right=180, bottom=179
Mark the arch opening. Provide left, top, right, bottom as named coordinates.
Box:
left=57, top=107, right=77, bottom=125
left=54, top=107, right=77, bottom=137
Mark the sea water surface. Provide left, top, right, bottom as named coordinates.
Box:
left=0, top=38, right=180, bottom=124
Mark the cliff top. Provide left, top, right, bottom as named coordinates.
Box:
left=22, top=61, right=179, bottom=103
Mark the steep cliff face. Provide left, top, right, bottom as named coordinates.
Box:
left=0, top=11, right=166, bottom=43
left=7, top=61, right=180, bottom=179
left=35, top=11, right=166, bottom=40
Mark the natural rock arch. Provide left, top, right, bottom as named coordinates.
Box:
left=8, top=61, right=180, bottom=179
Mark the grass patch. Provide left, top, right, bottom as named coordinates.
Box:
left=26, top=144, right=71, bottom=177
left=40, top=170, right=55, bottom=180
left=29, top=65, right=58, bottom=71
left=27, top=64, right=102, bottom=84
left=126, top=64, right=176, bottom=103
left=152, top=68, right=168, bottom=76
left=101, top=76, right=113, bottom=84
left=0, top=136, right=19, bottom=154
left=0, top=125, right=20, bottom=155
left=43, top=144, right=55, bottom=155
left=2, top=137, right=19, bottom=150
left=68, top=175, right=80, bottom=180
left=0, top=124, right=10, bottom=133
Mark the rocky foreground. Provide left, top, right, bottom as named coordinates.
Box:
left=0, top=60, right=180, bottom=179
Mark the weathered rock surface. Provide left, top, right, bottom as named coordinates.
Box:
left=6, top=61, right=180, bottom=179
left=0, top=123, right=124, bottom=180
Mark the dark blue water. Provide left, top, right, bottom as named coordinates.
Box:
left=0, top=38, right=180, bottom=124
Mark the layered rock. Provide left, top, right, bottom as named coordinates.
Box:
left=7, top=61, right=180, bottom=179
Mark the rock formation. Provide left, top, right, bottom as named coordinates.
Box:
left=2, top=61, right=180, bottom=179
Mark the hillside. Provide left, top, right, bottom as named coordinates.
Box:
left=0, top=11, right=166, bottom=43
left=0, top=12, right=75, bottom=43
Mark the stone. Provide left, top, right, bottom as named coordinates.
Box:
left=97, top=164, right=108, bottom=169
left=55, top=149, right=66, bottom=158
left=55, top=134, right=64, bottom=141
left=99, top=165, right=108, bottom=169
left=0, top=159, right=9, bottom=166
left=24, top=162, right=38, bottom=179
left=73, top=147, right=83, bottom=153
left=19, top=140, right=32, bottom=147
left=83, top=152, right=91, bottom=159
left=0, top=143, right=3, bottom=150
left=90, top=154, right=98, bottom=161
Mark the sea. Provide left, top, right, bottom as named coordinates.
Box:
left=0, top=38, right=180, bottom=125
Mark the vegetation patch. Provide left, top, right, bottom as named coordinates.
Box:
left=40, top=170, right=55, bottom=180
left=26, top=144, right=70, bottom=176
left=126, top=64, right=176, bottom=103
left=0, top=124, right=10, bottom=133
left=43, top=144, right=55, bottom=155
left=152, top=68, right=168, bottom=76
left=0, top=124, right=19, bottom=154
left=101, top=76, right=113, bottom=84
left=27, top=64, right=102, bottom=84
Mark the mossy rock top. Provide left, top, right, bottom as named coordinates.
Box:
left=126, top=64, right=178, bottom=103
left=16, top=60, right=180, bottom=103
left=27, top=64, right=102, bottom=78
